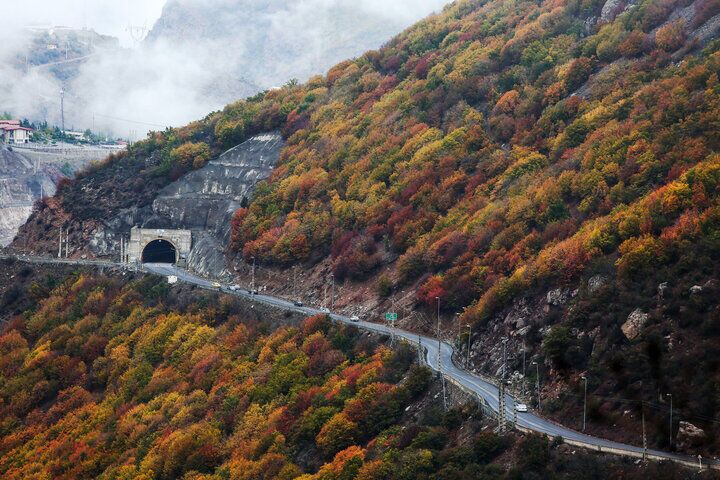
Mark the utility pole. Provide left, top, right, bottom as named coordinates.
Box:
left=65, top=228, right=69, bottom=258
left=442, top=375, right=448, bottom=411
left=330, top=273, right=335, bottom=311
left=666, top=393, right=673, bottom=448
left=293, top=266, right=297, bottom=300
left=498, top=338, right=508, bottom=433
left=323, top=276, right=328, bottom=308
left=581, top=375, right=588, bottom=432
left=58, top=230, right=63, bottom=258
left=389, top=293, right=396, bottom=348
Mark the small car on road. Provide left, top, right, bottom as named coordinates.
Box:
left=293, top=300, right=304, bottom=307
left=350, top=315, right=360, bottom=323
left=212, top=282, right=222, bottom=289
left=515, top=403, right=528, bottom=413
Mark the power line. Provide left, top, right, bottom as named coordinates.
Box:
left=92, top=113, right=168, bottom=129
left=555, top=391, right=720, bottom=426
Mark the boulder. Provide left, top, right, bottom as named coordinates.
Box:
left=677, top=421, right=706, bottom=450
left=504, top=298, right=532, bottom=329
left=621, top=309, right=648, bottom=340
left=588, top=275, right=607, bottom=294
left=546, top=288, right=569, bottom=306
left=600, top=0, right=626, bottom=23
left=690, top=285, right=703, bottom=295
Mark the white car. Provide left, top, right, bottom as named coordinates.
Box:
left=515, top=403, right=528, bottom=413
left=350, top=315, right=360, bottom=323
left=320, top=307, right=330, bottom=313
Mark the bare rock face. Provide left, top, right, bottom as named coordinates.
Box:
left=588, top=275, right=607, bottom=294
left=0, top=147, right=54, bottom=246
left=0, top=145, right=112, bottom=247
left=600, top=0, right=626, bottom=23
left=677, top=421, right=707, bottom=450
left=504, top=298, right=533, bottom=329
left=621, top=309, right=648, bottom=340
left=546, top=288, right=570, bottom=307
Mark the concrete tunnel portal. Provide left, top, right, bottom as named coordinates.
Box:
left=141, top=239, right=178, bottom=264
left=127, top=228, right=192, bottom=267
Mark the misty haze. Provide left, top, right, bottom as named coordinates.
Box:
left=1, top=0, right=448, bottom=138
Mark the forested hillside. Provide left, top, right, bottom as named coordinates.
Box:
left=0, top=263, right=714, bottom=479
left=13, top=0, right=720, bottom=455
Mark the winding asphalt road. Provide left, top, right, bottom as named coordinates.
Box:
left=0, top=254, right=713, bottom=469
left=141, top=263, right=715, bottom=469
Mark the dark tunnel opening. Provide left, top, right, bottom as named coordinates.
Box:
left=142, top=239, right=177, bottom=264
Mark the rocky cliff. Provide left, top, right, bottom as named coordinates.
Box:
left=0, top=145, right=113, bottom=247
left=0, top=147, right=55, bottom=247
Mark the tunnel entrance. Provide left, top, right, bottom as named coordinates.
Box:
left=142, top=239, right=178, bottom=264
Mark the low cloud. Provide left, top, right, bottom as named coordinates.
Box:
left=0, top=0, right=449, bottom=139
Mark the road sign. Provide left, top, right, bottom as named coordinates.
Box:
left=386, top=313, right=397, bottom=321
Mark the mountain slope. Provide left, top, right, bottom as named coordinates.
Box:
left=0, top=264, right=712, bottom=479
left=13, top=0, right=720, bottom=454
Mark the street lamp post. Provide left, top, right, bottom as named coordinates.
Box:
left=251, top=256, right=256, bottom=292
left=456, top=313, right=461, bottom=347
left=581, top=375, right=588, bottom=432
left=466, top=324, right=472, bottom=370
left=667, top=393, right=673, bottom=448
left=436, top=296, right=441, bottom=373
left=330, top=273, right=335, bottom=311
left=532, top=361, right=540, bottom=412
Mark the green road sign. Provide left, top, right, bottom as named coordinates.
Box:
left=386, top=313, right=398, bottom=321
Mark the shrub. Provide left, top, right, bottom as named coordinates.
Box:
left=377, top=275, right=393, bottom=298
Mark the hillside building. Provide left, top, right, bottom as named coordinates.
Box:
left=0, top=120, right=33, bottom=144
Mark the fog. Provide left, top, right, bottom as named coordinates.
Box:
left=0, top=0, right=449, bottom=139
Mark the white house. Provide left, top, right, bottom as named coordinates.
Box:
left=0, top=120, right=33, bottom=144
